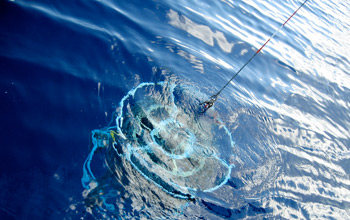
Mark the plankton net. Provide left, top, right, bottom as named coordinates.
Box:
left=82, top=81, right=235, bottom=200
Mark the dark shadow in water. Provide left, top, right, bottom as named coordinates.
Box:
left=200, top=199, right=271, bottom=219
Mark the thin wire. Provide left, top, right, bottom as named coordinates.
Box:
left=201, top=0, right=309, bottom=111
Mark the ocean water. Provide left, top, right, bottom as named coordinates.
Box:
left=1, top=0, right=350, bottom=219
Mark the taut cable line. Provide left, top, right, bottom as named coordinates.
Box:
left=201, top=0, right=309, bottom=112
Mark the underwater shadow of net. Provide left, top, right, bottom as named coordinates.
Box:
left=81, top=80, right=277, bottom=218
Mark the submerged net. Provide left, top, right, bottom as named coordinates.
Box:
left=83, top=81, right=235, bottom=200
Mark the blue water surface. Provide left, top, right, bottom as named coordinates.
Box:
left=1, top=0, right=350, bottom=219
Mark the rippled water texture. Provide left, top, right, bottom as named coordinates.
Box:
left=1, top=0, right=350, bottom=219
